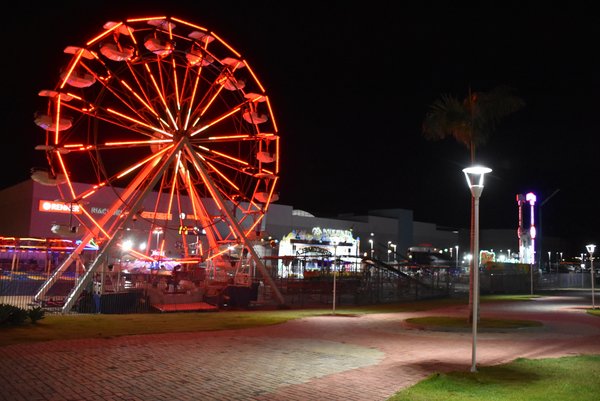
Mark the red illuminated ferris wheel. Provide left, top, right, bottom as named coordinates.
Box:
left=33, top=16, right=283, bottom=308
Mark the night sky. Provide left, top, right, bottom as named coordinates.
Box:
left=2, top=1, right=599, bottom=254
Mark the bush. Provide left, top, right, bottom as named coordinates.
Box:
left=0, top=304, right=12, bottom=325
left=0, top=304, right=29, bottom=325
left=28, top=306, right=46, bottom=324
left=0, top=304, right=45, bottom=326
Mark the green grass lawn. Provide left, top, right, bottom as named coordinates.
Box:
left=0, top=297, right=470, bottom=345
left=389, top=355, right=600, bottom=401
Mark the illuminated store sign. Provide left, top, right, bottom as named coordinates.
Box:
left=39, top=200, right=173, bottom=220
left=38, top=200, right=82, bottom=214
left=140, top=211, right=171, bottom=220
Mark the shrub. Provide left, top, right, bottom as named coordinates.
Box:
left=28, top=306, right=46, bottom=324
left=0, top=304, right=46, bottom=326
left=0, top=304, right=29, bottom=326
left=0, top=303, right=13, bottom=325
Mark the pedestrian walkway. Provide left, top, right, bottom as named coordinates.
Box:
left=1, top=292, right=599, bottom=401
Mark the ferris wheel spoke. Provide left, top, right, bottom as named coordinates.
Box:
left=56, top=92, right=170, bottom=140
left=105, top=73, right=165, bottom=125
left=188, top=83, right=225, bottom=127
left=189, top=103, right=244, bottom=137
left=180, top=67, right=204, bottom=131
left=138, top=62, right=180, bottom=129
left=185, top=66, right=250, bottom=130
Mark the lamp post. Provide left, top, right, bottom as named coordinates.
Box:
left=581, top=253, right=585, bottom=288
left=455, top=245, right=459, bottom=269
left=154, top=229, right=160, bottom=248
left=586, top=244, right=596, bottom=309
left=332, top=240, right=339, bottom=314
left=153, top=227, right=163, bottom=258
left=368, top=238, right=374, bottom=259
left=463, top=165, right=492, bottom=373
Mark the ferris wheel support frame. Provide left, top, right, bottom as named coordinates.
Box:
left=36, top=137, right=285, bottom=312
left=35, top=138, right=184, bottom=311
left=185, top=138, right=284, bottom=305
left=60, top=141, right=188, bottom=313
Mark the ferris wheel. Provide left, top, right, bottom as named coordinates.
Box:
left=33, top=16, right=283, bottom=309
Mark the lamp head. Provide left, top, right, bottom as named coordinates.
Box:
left=462, top=166, right=492, bottom=198
left=586, top=244, right=596, bottom=255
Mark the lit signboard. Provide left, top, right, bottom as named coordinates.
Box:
left=38, top=200, right=83, bottom=214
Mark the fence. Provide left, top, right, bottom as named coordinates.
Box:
left=3, top=265, right=597, bottom=314
left=1, top=263, right=450, bottom=313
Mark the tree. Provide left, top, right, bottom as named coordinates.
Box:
left=422, top=85, right=525, bottom=322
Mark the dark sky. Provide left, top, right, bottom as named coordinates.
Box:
left=2, top=1, right=599, bottom=253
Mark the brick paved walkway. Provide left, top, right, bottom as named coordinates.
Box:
left=1, top=292, right=599, bottom=401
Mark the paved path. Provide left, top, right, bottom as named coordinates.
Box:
left=1, top=292, right=599, bottom=401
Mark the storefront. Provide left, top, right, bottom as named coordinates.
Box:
left=277, top=227, right=361, bottom=278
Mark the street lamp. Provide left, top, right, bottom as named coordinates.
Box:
left=581, top=253, right=585, bottom=288
left=455, top=245, right=459, bottom=268
left=463, top=165, right=492, bottom=373
left=586, top=244, right=596, bottom=309
left=153, top=227, right=163, bottom=255
left=332, top=240, right=339, bottom=314
left=368, top=238, right=374, bottom=259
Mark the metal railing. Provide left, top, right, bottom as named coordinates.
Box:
left=3, top=266, right=596, bottom=314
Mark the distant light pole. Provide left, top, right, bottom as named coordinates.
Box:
left=455, top=245, right=459, bottom=268
left=581, top=253, right=585, bottom=288
left=332, top=240, right=339, bottom=314
left=368, top=238, right=374, bottom=259
left=153, top=227, right=163, bottom=257
left=463, top=165, right=492, bottom=373
left=586, top=244, right=596, bottom=309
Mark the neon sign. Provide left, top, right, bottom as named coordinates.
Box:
left=38, top=200, right=82, bottom=214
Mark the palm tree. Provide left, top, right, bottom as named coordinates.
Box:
left=422, top=85, right=525, bottom=322
left=423, top=85, right=525, bottom=161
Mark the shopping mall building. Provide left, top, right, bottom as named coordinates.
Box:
left=0, top=178, right=567, bottom=273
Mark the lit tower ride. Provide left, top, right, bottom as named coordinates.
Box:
left=516, top=192, right=537, bottom=264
